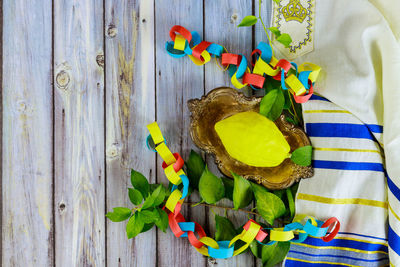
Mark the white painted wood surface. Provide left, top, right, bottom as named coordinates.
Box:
left=2, top=0, right=280, bottom=266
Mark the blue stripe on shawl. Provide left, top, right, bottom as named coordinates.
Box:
left=303, top=236, right=388, bottom=253
left=309, top=95, right=330, bottom=102
left=389, top=225, right=400, bottom=256
left=306, top=123, right=376, bottom=140
left=312, top=160, right=384, bottom=172
left=289, top=250, right=388, bottom=263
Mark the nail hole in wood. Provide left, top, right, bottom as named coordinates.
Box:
left=59, top=202, right=66, bottom=212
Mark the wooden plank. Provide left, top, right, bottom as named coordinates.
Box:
left=2, top=0, right=53, bottom=266
left=203, top=1, right=256, bottom=266
left=155, top=1, right=208, bottom=266
left=204, top=0, right=254, bottom=95
left=0, top=0, right=2, bottom=260
left=104, top=0, right=156, bottom=266
left=53, top=1, right=105, bottom=266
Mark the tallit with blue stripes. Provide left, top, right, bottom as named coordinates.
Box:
left=284, top=95, right=389, bottom=266
left=275, top=1, right=400, bottom=266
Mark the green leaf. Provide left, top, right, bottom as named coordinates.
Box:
left=283, top=90, right=291, bottom=109
left=141, top=196, right=155, bottom=210
left=152, top=184, right=166, bottom=207
left=291, top=145, right=313, bottom=166
left=291, top=182, right=299, bottom=196
left=106, top=207, right=132, bottom=222
left=126, top=213, right=144, bottom=239
left=250, top=240, right=262, bottom=258
left=262, top=242, right=291, bottom=267
left=259, top=89, right=285, bottom=121
left=272, top=0, right=281, bottom=4
left=138, top=209, right=158, bottom=224
left=237, top=15, right=258, bottom=27
left=264, top=76, right=281, bottom=94
left=215, top=214, right=237, bottom=241
left=273, top=189, right=285, bottom=199
left=128, top=188, right=143, bottom=205
left=131, top=169, right=150, bottom=197
left=221, top=177, right=234, bottom=201
left=232, top=173, right=253, bottom=209
left=186, top=185, right=194, bottom=198
left=199, top=166, right=225, bottom=204
left=293, top=97, right=303, bottom=124
left=141, top=222, right=155, bottom=233
left=236, top=223, right=246, bottom=234
left=141, top=184, right=166, bottom=210
left=251, top=183, right=286, bottom=225
left=276, top=33, right=292, bottom=48
left=185, top=150, right=205, bottom=189
left=268, top=26, right=281, bottom=37
left=286, top=188, right=295, bottom=218
left=285, top=116, right=298, bottom=125
left=149, top=183, right=160, bottom=193
left=154, top=207, right=169, bottom=232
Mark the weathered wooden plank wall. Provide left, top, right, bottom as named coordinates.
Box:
left=105, top=0, right=156, bottom=266
left=2, top=0, right=54, bottom=266
left=54, top=0, right=105, bottom=266
left=2, top=0, right=276, bottom=266
left=155, top=1, right=208, bottom=266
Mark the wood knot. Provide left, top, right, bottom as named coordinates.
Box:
left=16, top=100, right=27, bottom=113
left=230, top=13, right=238, bottom=23
left=107, top=24, right=117, bottom=38
left=96, top=54, right=104, bottom=68
left=106, top=143, right=120, bottom=159
left=208, top=257, right=217, bottom=265
left=56, top=70, right=70, bottom=90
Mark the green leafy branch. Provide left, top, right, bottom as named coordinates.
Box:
left=106, top=170, right=170, bottom=238
left=238, top=0, right=292, bottom=55
left=106, top=150, right=299, bottom=266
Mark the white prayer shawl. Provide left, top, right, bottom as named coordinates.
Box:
left=270, top=0, right=400, bottom=266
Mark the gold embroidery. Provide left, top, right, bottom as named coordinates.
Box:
left=282, top=0, right=307, bottom=23
left=273, top=0, right=315, bottom=59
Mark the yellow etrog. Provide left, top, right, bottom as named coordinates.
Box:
left=214, top=111, right=290, bottom=167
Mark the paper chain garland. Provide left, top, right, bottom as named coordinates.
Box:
left=146, top=122, right=340, bottom=259
left=165, top=25, right=321, bottom=104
